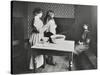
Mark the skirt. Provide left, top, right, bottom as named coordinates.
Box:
left=29, top=33, right=44, bottom=69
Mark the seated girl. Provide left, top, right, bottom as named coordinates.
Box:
left=44, top=10, right=57, bottom=65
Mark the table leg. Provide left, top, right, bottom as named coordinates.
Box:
left=68, top=53, right=73, bottom=71
left=33, top=56, right=36, bottom=73
left=68, top=59, right=71, bottom=71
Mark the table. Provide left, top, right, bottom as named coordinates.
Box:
left=31, top=40, right=75, bottom=73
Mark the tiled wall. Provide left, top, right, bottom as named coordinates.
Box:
left=27, top=2, right=75, bottom=38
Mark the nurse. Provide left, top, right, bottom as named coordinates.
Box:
left=29, top=8, right=44, bottom=70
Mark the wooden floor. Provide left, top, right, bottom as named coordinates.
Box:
left=11, top=50, right=96, bottom=74
left=37, top=56, right=69, bottom=73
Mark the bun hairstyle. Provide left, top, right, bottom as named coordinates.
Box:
left=33, top=8, right=43, bottom=16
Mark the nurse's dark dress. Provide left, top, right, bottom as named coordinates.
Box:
left=73, top=29, right=91, bottom=68
left=81, top=30, right=90, bottom=45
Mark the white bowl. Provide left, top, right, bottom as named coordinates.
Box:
left=51, top=34, right=66, bottom=44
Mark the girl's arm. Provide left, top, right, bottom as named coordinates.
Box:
left=40, top=24, right=49, bottom=33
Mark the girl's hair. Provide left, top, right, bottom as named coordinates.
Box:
left=44, top=10, right=54, bottom=24
left=33, top=8, right=43, bottom=16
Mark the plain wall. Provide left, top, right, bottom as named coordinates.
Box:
left=12, top=1, right=28, bottom=39
left=11, top=1, right=28, bottom=74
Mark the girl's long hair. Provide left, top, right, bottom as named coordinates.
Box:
left=44, top=10, right=54, bottom=25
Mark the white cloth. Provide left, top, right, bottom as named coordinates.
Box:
left=29, top=55, right=44, bottom=69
